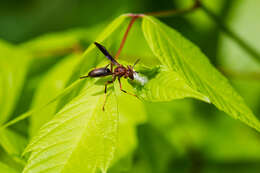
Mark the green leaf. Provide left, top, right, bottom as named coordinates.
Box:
left=29, top=60, right=146, bottom=173
left=142, top=16, right=260, bottom=132
left=21, top=14, right=137, bottom=170
left=132, top=124, right=175, bottom=173
left=219, top=0, right=260, bottom=73
left=0, top=40, right=31, bottom=124
left=30, top=54, right=81, bottom=137
left=23, top=84, right=118, bottom=173
left=0, top=128, right=27, bottom=156
left=0, top=148, right=24, bottom=172
left=145, top=100, right=205, bottom=155
left=176, top=0, right=225, bottom=30
left=218, top=0, right=260, bottom=109
left=76, top=14, right=128, bottom=78
left=1, top=14, right=128, bottom=129
left=0, top=161, right=19, bottom=173
left=107, top=82, right=146, bottom=172
left=117, top=19, right=160, bottom=67
left=55, top=15, right=128, bottom=111
left=25, top=68, right=146, bottom=173
left=0, top=128, right=27, bottom=169
left=138, top=66, right=210, bottom=103
left=146, top=99, right=260, bottom=161
left=20, top=26, right=102, bottom=56
left=112, top=80, right=146, bottom=160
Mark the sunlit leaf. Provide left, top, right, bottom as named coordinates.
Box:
left=142, top=16, right=260, bottom=132
left=55, top=15, right=129, bottom=112
left=0, top=148, right=24, bottom=172
left=118, top=19, right=160, bottom=67
left=138, top=66, right=210, bottom=103
left=20, top=26, right=103, bottom=56
left=22, top=15, right=139, bottom=173
left=0, top=40, right=31, bottom=124
left=23, top=84, right=118, bottom=173
left=30, top=54, right=81, bottom=137
left=0, top=161, right=19, bottom=173
left=0, top=128, right=27, bottom=169
left=0, top=128, right=27, bottom=156
left=1, top=14, right=128, bottom=129
left=113, top=80, right=146, bottom=159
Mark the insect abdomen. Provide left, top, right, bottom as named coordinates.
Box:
left=88, top=68, right=112, bottom=77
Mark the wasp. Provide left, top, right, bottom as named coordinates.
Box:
left=80, top=42, right=141, bottom=110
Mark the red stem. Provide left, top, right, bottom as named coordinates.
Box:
left=115, top=0, right=201, bottom=59
left=145, top=0, right=200, bottom=17
left=115, top=15, right=139, bottom=59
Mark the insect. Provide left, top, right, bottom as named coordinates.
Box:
left=80, top=42, right=140, bottom=110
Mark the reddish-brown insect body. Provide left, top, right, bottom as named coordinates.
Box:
left=114, top=65, right=134, bottom=80
left=80, top=42, right=139, bottom=110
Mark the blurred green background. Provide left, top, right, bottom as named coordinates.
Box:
left=1, top=0, right=260, bottom=172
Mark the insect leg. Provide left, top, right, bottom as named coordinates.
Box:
left=118, top=77, right=138, bottom=98
left=104, top=64, right=110, bottom=69
left=104, top=80, right=114, bottom=94
left=102, top=75, right=116, bottom=111
left=110, top=62, right=113, bottom=72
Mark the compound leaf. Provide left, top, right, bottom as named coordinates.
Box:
left=142, top=16, right=260, bottom=132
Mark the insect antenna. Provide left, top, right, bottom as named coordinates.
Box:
left=133, top=59, right=140, bottom=68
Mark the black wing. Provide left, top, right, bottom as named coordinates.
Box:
left=94, top=42, right=120, bottom=66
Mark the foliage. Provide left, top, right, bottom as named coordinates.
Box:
left=0, top=0, right=260, bottom=172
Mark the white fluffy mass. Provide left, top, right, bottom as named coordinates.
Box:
left=133, top=72, right=148, bottom=86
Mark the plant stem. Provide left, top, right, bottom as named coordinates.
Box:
left=144, top=0, right=200, bottom=17
left=115, top=0, right=201, bottom=59
left=200, top=3, right=260, bottom=63
left=115, top=16, right=138, bottom=59
left=118, top=0, right=260, bottom=66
